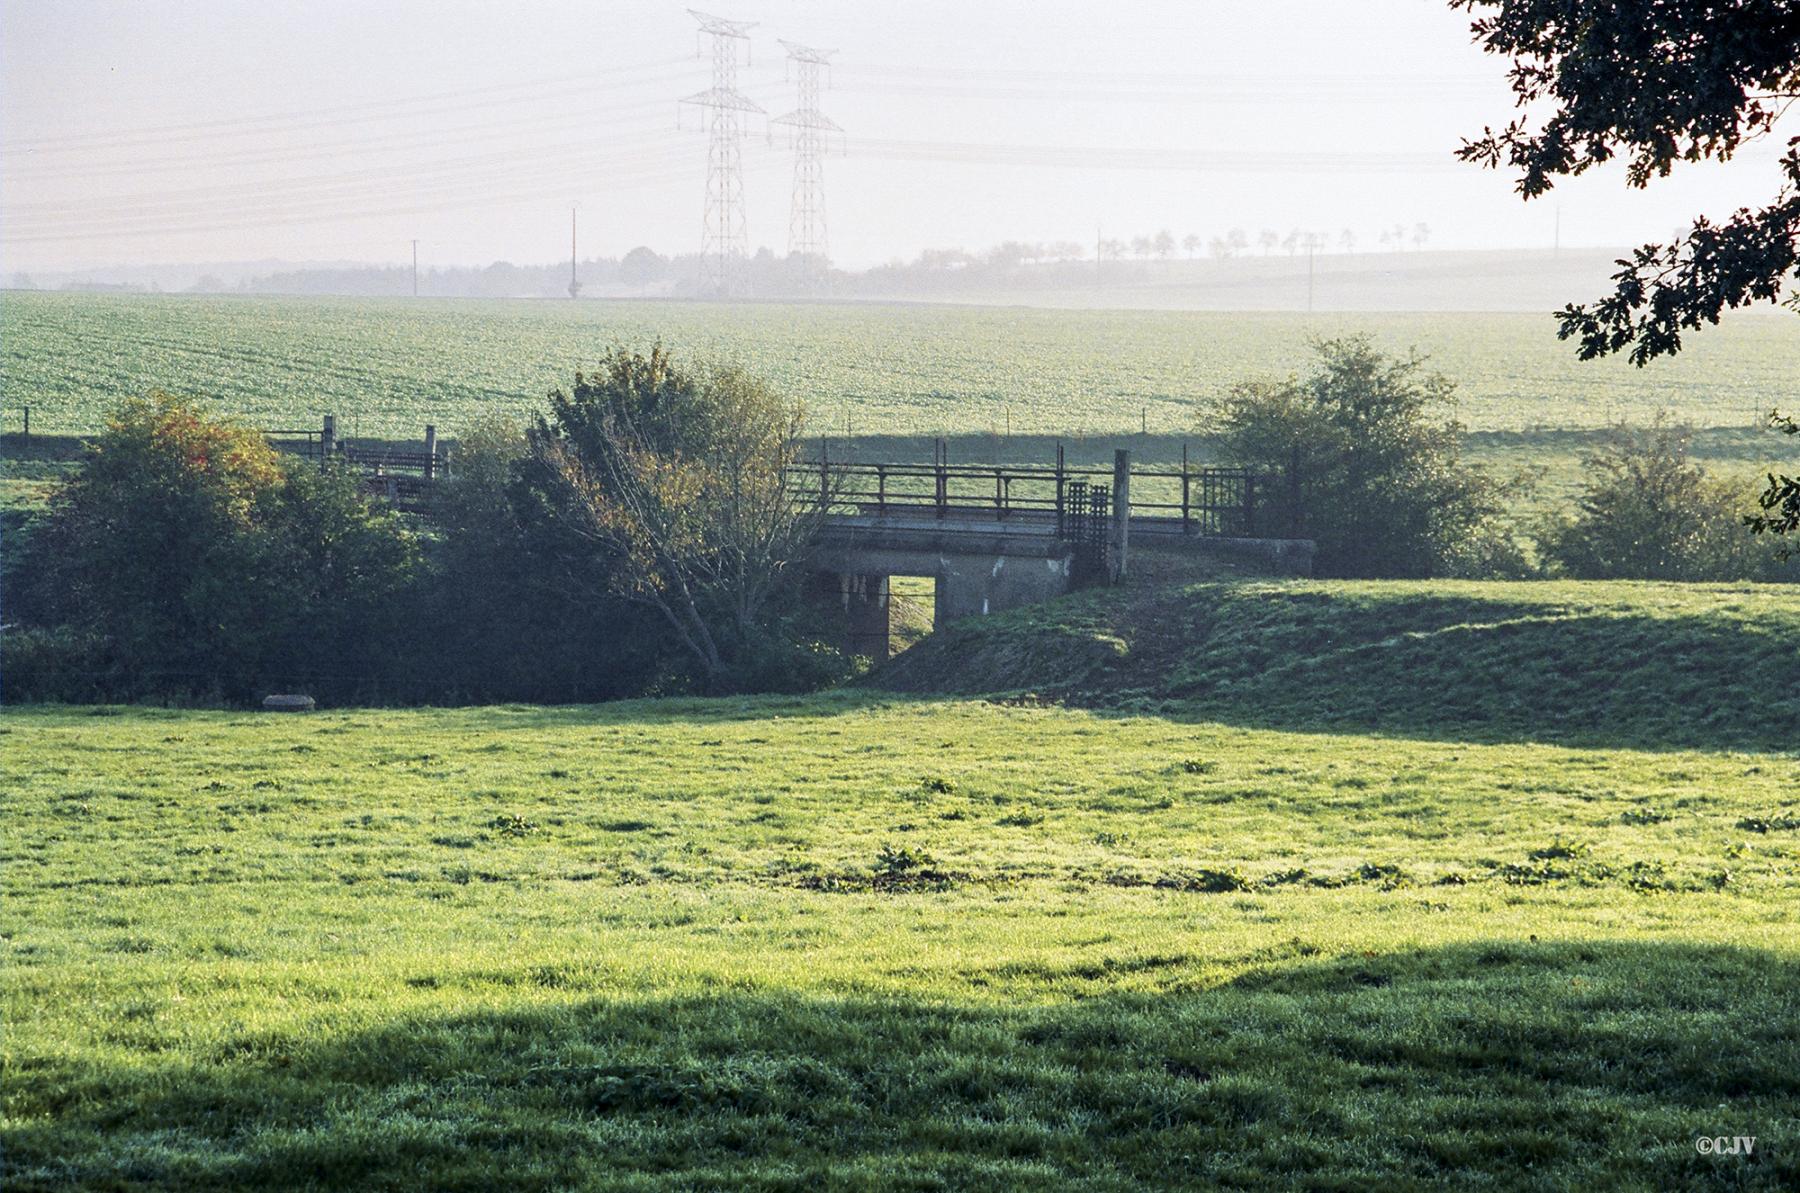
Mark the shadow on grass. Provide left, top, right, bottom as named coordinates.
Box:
left=1155, top=590, right=1800, bottom=754
left=7, top=941, right=1796, bottom=1191
left=877, top=579, right=1800, bottom=754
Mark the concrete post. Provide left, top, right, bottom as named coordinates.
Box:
left=423, top=424, right=437, bottom=480
left=845, top=574, right=891, bottom=661
left=1111, top=448, right=1130, bottom=580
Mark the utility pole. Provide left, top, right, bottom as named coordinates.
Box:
left=681, top=10, right=764, bottom=298
left=772, top=40, right=842, bottom=290
left=1306, top=239, right=1316, bottom=313
left=568, top=206, right=582, bottom=299
left=411, top=239, right=419, bottom=297
left=1554, top=205, right=1562, bottom=256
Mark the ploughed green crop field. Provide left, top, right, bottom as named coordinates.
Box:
left=3, top=291, right=1795, bottom=441
left=6, top=574, right=1799, bottom=1189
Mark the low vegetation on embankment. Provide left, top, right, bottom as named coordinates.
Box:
left=875, top=549, right=1800, bottom=752
left=5, top=566, right=1799, bottom=1188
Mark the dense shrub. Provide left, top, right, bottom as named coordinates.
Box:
left=1215, top=337, right=1524, bottom=578
left=423, top=415, right=667, bottom=702
left=0, top=627, right=120, bottom=704
left=5, top=378, right=856, bottom=706
left=1538, top=420, right=1793, bottom=582
left=13, top=394, right=420, bottom=702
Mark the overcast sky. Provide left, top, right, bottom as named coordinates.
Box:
left=2, top=0, right=1793, bottom=273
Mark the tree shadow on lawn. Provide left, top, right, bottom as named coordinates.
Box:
left=9, top=940, right=1796, bottom=1191
left=1150, top=600, right=1800, bottom=755
left=878, top=580, right=1800, bottom=754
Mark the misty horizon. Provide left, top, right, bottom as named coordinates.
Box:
left=7, top=244, right=1711, bottom=317
left=5, top=0, right=1795, bottom=279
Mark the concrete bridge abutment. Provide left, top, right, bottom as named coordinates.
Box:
left=809, top=520, right=1078, bottom=662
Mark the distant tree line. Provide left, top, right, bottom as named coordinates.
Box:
left=97, top=222, right=1446, bottom=301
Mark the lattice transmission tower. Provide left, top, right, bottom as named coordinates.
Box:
left=680, top=10, right=764, bottom=297
left=771, top=40, right=841, bottom=281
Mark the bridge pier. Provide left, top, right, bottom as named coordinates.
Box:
left=931, top=553, right=1072, bottom=624
left=840, top=573, right=891, bottom=662
left=811, top=521, right=1078, bottom=661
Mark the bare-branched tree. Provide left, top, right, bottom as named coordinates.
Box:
left=530, top=345, right=821, bottom=687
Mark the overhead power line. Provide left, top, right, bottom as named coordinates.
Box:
left=2, top=56, right=694, bottom=155
left=2, top=130, right=686, bottom=220
left=848, top=138, right=1464, bottom=174
left=0, top=151, right=770, bottom=244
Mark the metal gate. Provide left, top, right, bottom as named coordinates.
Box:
left=1064, top=480, right=1110, bottom=583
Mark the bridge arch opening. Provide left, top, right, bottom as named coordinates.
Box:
left=886, top=575, right=937, bottom=656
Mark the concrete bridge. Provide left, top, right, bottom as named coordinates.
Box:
left=803, top=449, right=1312, bottom=659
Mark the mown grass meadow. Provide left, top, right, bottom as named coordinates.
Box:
left=5, top=571, right=1798, bottom=1190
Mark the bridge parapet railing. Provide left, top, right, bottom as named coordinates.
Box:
left=787, top=447, right=1257, bottom=537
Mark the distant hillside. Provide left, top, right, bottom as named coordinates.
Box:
left=872, top=552, right=1800, bottom=752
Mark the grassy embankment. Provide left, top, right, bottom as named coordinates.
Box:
left=4, top=555, right=1798, bottom=1189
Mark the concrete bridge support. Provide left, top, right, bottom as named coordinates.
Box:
left=841, top=573, right=892, bottom=661
left=809, top=521, right=1078, bottom=662
left=930, top=552, right=1074, bottom=623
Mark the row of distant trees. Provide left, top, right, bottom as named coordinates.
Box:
left=8, top=221, right=1439, bottom=300
left=883, top=224, right=1433, bottom=273
left=1108, top=224, right=1431, bottom=262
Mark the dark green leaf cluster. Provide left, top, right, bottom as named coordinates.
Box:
left=1747, top=409, right=1800, bottom=548
left=1215, top=337, right=1525, bottom=578
left=1454, top=0, right=1800, bottom=360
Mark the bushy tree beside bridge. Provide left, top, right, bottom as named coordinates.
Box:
left=1213, top=337, right=1526, bottom=579
left=10, top=394, right=418, bottom=701
left=522, top=345, right=830, bottom=690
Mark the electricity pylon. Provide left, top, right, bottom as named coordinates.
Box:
left=771, top=40, right=841, bottom=286
left=680, top=10, right=764, bottom=297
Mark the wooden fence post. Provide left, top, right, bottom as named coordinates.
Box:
left=21, top=407, right=29, bottom=441
left=1111, top=448, right=1131, bottom=580
left=935, top=437, right=947, bottom=519
left=1181, top=442, right=1191, bottom=536
left=1055, top=441, right=1065, bottom=538
left=423, top=425, right=437, bottom=481
left=321, top=414, right=336, bottom=468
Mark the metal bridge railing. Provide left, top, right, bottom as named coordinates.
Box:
left=787, top=445, right=1256, bottom=538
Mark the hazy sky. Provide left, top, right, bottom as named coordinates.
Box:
left=3, top=0, right=1793, bottom=273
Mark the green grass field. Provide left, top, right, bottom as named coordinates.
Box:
left=4, top=292, right=1794, bottom=440
left=6, top=566, right=1798, bottom=1189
